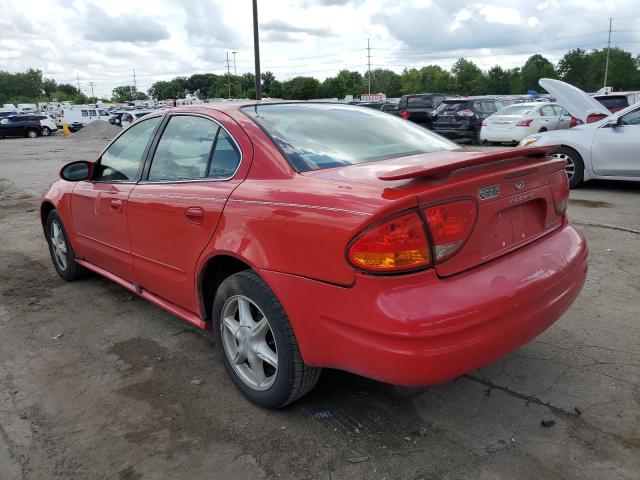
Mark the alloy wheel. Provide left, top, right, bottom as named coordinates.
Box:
left=41, top=128, right=50, bottom=136
left=50, top=220, right=68, bottom=270
left=220, top=295, right=278, bottom=391
left=551, top=152, right=575, bottom=182
left=27, top=130, right=37, bottom=138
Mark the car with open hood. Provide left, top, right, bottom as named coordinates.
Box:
left=521, top=79, right=640, bottom=188
left=41, top=102, right=587, bottom=408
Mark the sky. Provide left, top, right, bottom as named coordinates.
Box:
left=1, top=0, right=639, bottom=98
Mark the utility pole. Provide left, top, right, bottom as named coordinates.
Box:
left=232, top=51, right=237, bottom=75
left=226, top=52, right=232, bottom=99
left=252, top=0, right=262, bottom=100
left=89, top=81, right=96, bottom=102
left=367, top=38, right=372, bottom=94
left=603, top=17, right=612, bottom=89
left=132, top=68, right=138, bottom=92
left=76, top=73, right=80, bottom=91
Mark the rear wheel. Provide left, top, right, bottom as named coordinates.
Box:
left=45, top=210, right=85, bottom=280
left=551, top=146, right=584, bottom=188
left=538, top=127, right=547, bottom=133
left=213, top=271, right=321, bottom=408
left=26, top=129, right=38, bottom=138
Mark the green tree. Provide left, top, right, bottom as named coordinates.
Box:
left=484, top=66, right=512, bottom=94
left=286, top=77, right=321, bottom=100
left=451, top=58, right=484, bottom=93
left=367, top=69, right=402, bottom=97
left=112, top=85, right=147, bottom=102
left=519, top=54, right=557, bottom=93
left=557, top=49, right=591, bottom=90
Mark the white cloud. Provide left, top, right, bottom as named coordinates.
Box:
left=0, top=0, right=638, bottom=98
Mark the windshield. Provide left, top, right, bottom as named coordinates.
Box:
left=242, top=103, right=457, bottom=172
left=499, top=105, right=535, bottom=116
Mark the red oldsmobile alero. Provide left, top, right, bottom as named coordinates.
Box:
left=41, top=102, right=588, bottom=408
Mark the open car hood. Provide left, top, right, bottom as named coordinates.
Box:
left=539, top=78, right=610, bottom=122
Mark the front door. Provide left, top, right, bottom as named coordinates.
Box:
left=127, top=113, right=244, bottom=312
left=70, top=115, right=162, bottom=281
left=591, top=106, right=640, bottom=177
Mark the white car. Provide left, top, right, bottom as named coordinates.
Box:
left=26, top=113, right=59, bottom=136
left=520, top=79, right=640, bottom=188
left=480, top=102, right=571, bottom=144
left=120, top=110, right=153, bottom=128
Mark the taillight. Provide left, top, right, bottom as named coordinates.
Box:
left=569, top=116, right=583, bottom=128
left=550, top=170, right=569, bottom=215
left=401, top=111, right=410, bottom=120
left=586, top=113, right=607, bottom=123
left=456, top=109, right=475, bottom=117
left=348, top=212, right=431, bottom=272
left=423, top=199, right=478, bottom=263
left=516, top=119, right=533, bottom=126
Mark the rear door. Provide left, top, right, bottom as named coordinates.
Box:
left=538, top=105, right=560, bottom=130
left=70, top=115, right=163, bottom=281
left=127, top=113, right=246, bottom=312
left=591, top=106, right=640, bottom=176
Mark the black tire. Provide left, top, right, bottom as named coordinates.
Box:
left=539, top=128, right=547, bottom=133
left=212, top=271, right=321, bottom=408
left=26, top=128, right=38, bottom=138
left=551, top=146, right=584, bottom=188
left=45, top=210, right=85, bottom=280
left=471, top=128, right=482, bottom=145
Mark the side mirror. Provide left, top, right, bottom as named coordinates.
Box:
left=60, top=160, right=92, bottom=182
left=610, top=116, right=623, bottom=128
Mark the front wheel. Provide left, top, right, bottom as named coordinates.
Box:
left=551, top=146, right=584, bottom=188
left=41, top=127, right=51, bottom=136
left=26, top=129, right=38, bottom=138
left=46, top=210, right=85, bottom=280
left=213, top=271, right=321, bottom=408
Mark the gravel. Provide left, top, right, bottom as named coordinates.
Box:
left=68, top=120, right=121, bottom=141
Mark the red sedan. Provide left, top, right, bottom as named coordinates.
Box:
left=41, top=103, right=588, bottom=408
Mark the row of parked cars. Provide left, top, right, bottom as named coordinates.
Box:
left=0, top=112, right=59, bottom=138
left=358, top=89, right=639, bottom=148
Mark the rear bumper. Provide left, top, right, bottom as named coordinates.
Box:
left=480, top=127, right=525, bottom=142
left=260, top=224, right=588, bottom=386
left=433, top=125, right=476, bottom=139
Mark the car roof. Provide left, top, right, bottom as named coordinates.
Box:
left=592, top=92, right=638, bottom=97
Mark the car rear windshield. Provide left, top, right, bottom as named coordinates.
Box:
left=407, top=96, right=433, bottom=108
left=499, top=105, right=535, bottom=116
left=434, top=100, right=471, bottom=114
left=242, top=103, right=457, bottom=172
left=594, top=96, right=629, bottom=110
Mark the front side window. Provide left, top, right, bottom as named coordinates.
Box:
left=243, top=103, right=457, bottom=172
left=620, top=107, right=640, bottom=126
left=95, top=116, right=162, bottom=181
left=81, top=110, right=88, bottom=117
left=148, top=115, right=219, bottom=181
left=540, top=105, right=555, bottom=116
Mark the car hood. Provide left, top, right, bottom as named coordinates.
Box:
left=539, top=78, right=610, bottom=122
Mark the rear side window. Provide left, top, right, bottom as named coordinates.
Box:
left=148, top=115, right=219, bottom=181
left=96, top=116, right=162, bottom=182
left=540, top=105, right=555, bottom=116
left=208, top=130, right=241, bottom=179
left=81, top=110, right=88, bottom=117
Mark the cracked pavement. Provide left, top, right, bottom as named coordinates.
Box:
left=0, top=136, right=638, bottom=479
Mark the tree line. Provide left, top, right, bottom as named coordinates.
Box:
left=1, top=47, right=639, bottom=105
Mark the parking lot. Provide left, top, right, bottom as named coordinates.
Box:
left=0, top=134, right=638, bottom=479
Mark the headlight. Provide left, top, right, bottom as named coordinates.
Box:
left=520, top=136, right=540, bottom=147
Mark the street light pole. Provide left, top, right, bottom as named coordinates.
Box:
left=252, top=0, right=262, bottom=100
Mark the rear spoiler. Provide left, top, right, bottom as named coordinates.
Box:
left=379, top=145, right=558, bottom=181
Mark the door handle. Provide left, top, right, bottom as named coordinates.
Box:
left=185, top=207, right=204, bottom=226
left=110, top=199, right=123, bottom=212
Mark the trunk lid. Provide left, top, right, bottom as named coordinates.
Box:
left=539, top=78, right=610, bottom=122
left=303, top=146, right=567, bottom=277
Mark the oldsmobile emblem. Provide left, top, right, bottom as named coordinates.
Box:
left=478, top=185, right=500, bottom=200
left=515, top=181, right=525, bottom=190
